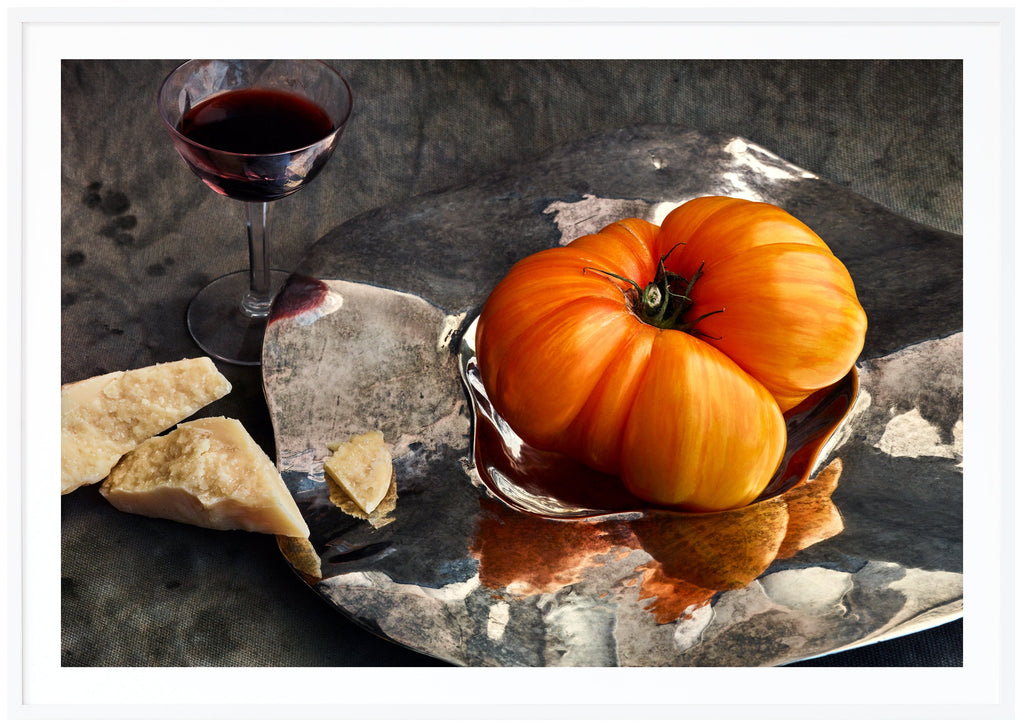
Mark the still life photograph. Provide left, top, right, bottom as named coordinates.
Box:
left=59, top=55, right=965, bottom=676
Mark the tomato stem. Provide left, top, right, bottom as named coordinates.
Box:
left=584, top=249, right=723, bottom=336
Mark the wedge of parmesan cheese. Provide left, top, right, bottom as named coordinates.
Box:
left=100, top=417, right=309, bottom=538
left=61, top=357, right=232, bottom=494
left=323, top=430, right=393, bottom=515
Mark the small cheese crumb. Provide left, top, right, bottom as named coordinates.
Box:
left=323, top=430, right=393, bottom=515
left=277, top=535, right=323, bottom=582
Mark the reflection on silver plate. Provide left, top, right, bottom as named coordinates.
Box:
left=263, top=127, right=961, bottom=666
left=263, top=274, right=962, bottom=667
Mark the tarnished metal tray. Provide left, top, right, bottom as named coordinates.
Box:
left=262, top=127, right=962, bottom=666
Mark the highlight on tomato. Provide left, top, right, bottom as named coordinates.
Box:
left=474, top=196, right=867, bottom=512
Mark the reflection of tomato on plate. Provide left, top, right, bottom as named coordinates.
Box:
left=470, top=498, right=629, bottom=596
left=470, top=459, right=845, bottom=625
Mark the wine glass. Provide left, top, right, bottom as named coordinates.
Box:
left=157, top=59, right=353, bottom=366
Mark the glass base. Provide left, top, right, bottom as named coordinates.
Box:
left=186, top=269, right=291, bottom=366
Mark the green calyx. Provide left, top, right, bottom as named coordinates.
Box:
left=585, top=246, right=722, bottom=336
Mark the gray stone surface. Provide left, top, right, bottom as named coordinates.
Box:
left=61, top=59, right=962, bottom=667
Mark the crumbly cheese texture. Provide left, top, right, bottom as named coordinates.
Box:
left=61, top=357, right=232, bottom=494
left=100, top=417, right=309, bottom=538
left=324, top=430, right=393, bottom=515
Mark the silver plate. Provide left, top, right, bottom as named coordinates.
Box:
left=262, top=129, right=962, bottom=666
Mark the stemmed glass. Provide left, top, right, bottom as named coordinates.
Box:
left=158, top=59, right=353, bottom=366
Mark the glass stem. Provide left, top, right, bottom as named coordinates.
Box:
left=240, top=200, right=274, bottom=318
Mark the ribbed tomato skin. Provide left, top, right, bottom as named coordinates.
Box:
left=657, top=197, right=867, bottom=411
left=474, top=199, right=866, bottom=511
left=619, top=330, right=787, bottom=511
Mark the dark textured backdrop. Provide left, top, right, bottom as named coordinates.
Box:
left=61, top=59, right=962, bottom=667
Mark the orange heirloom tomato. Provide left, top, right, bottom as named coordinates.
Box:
left=474, top=197, right=867, bottom=512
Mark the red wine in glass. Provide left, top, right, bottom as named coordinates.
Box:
left=177, top=88, right=337, bottom=202
left=158, top=60, right=352, bottom=365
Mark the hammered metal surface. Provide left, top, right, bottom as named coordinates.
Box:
left=262, top=127, right=962, bottom=667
